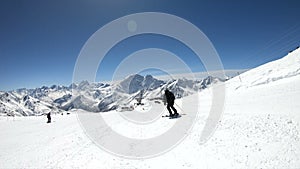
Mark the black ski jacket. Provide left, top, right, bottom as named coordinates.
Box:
left=165, top=90, right=175, bottom=104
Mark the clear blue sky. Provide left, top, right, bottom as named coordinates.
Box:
left=1, top=0, right=300, bottom=91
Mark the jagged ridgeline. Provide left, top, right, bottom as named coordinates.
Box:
left=2, top=45, right=300, bottom=116
left=0, top=75, right=224, bottom=116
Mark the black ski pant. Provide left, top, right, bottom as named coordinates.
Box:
left=167, top=101, right=177, bottom=115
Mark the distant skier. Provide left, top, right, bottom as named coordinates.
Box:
left=47, top=112, right=51, bottom=123
left=164, top=89, right=178, bottom=117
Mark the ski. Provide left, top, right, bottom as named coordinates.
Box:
left=162, top=114, right=181, bottom=119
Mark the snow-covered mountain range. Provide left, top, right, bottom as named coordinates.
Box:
left=0, top=74, right=223, bottom=116
left=2, top=47, right=299, bottom=117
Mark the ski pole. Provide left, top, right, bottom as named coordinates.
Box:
left=174, top=102, right=184, bottom=112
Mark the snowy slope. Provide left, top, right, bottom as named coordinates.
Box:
left=0, top=48, right=300, bottom=168
left=0, top=76, right=299, bottom=168
left=228, top=47, right=300, bottom=90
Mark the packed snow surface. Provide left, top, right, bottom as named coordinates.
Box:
left=0, top=48, right=300, bottom=168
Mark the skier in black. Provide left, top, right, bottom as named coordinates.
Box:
left=47, top=112, right=51, bottom=123
left=164, top=89, right=178, bottom=117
